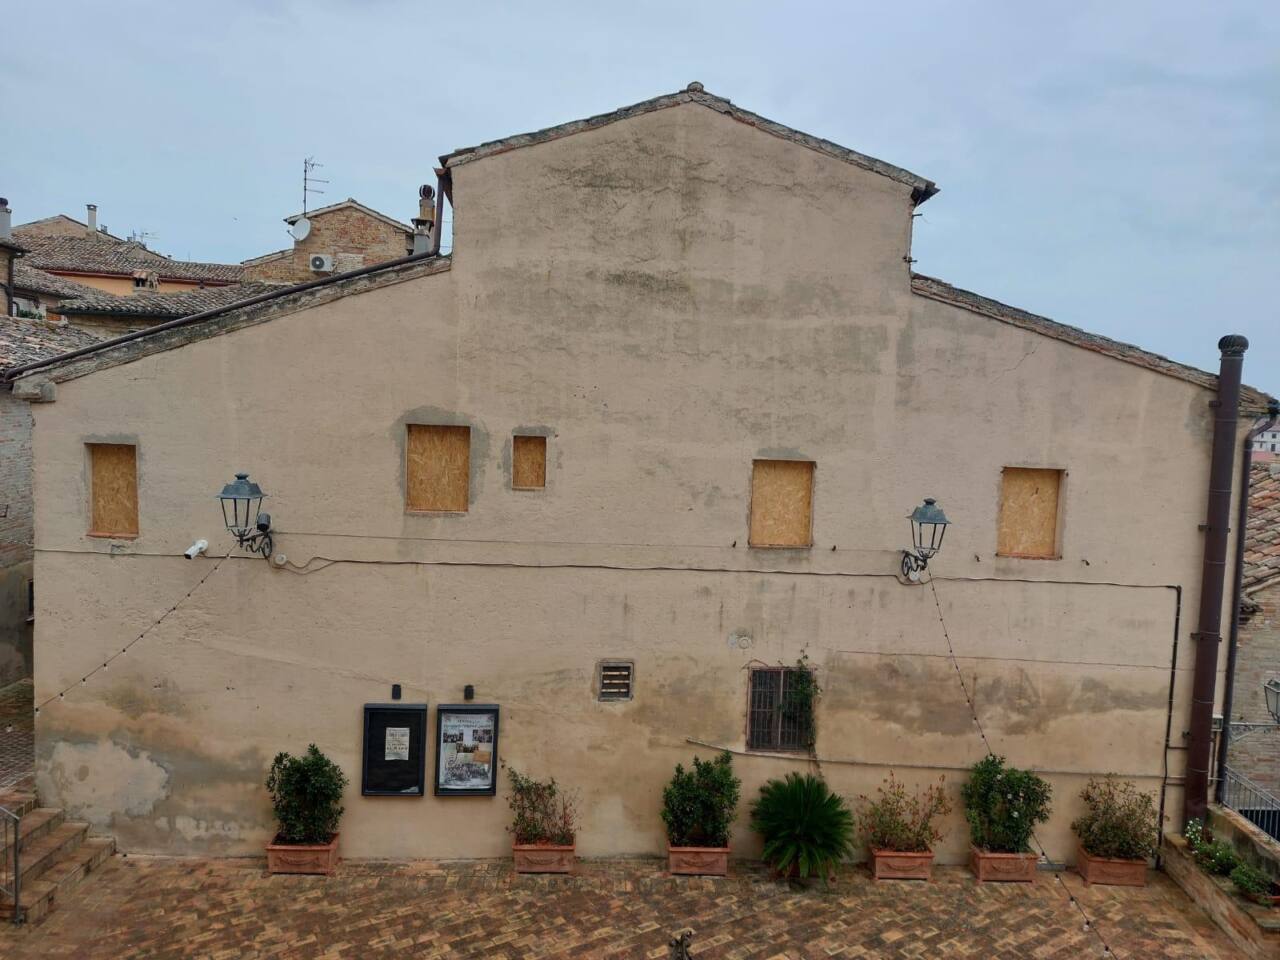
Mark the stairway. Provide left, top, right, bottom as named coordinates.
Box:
left=0, top=791, right=115, bottom=924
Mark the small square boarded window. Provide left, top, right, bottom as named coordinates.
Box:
left=749, top=459, right=814, bottom=548
left=511, top=435, right=547, bottom=490
left=406, top=424, right=470, bottom=513
left=996, top=467, right=1063, bottom=559
left=88, top=443, right=139, bottom=538
left=597, top=661, right=634, bottom=701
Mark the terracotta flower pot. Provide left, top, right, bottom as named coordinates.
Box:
left=266, top=833, right=340, bottom=876
left=513, top=842, right=576, bottom=874
left=969, top=846, right=1037, bottom=883
left=871, top=848, right=935, bottom=881
left=1076, top=844, right=1147, bottom=887
left=667, top=845, right=730, bottom=876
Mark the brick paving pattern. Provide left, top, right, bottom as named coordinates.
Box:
left=0, top=856, right=1244, bottom=959
left=0, top=679, right=34, bottom=793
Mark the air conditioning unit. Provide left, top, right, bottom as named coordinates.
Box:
left=309, top=253, right=335, bottom=273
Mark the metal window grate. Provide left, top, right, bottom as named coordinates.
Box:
left=598, top=661, right=634, bottom=701
left=748, top=668, right=810, bottom=751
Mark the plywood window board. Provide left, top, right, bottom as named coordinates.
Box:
left=996, top=467, right=1063, bottom=559
left=749, top=459, right=814, bottom=548
left=511, top=435, right=547, bottom=490
left=88, top=443, right=139, bottom=537
left=406, top=424, right=471, bottom=513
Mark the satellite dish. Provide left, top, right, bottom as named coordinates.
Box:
left=290, top=216, right=312, bottom=242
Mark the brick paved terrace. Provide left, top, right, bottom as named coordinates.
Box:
left=0, top=855, right=1244, bottom=959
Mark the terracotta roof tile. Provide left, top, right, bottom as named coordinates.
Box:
left=1246, top=461, right=1280, bottom=591
left=11, top=230, right=243, bottom=283
left=54, top=282, right=286, bottom=320
left=0, top=314, right=103, bottom=368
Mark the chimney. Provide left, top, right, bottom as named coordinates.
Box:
left=0, top=198, right=11, bottom=240
left=86, top=203, right=98, bottom=236
left=412, top=184, right=435, bottom=255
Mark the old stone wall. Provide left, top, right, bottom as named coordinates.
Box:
left=1230, top=586, right=1280, bottom=794
left=24, top=100, right=1245, bottom=862
left=242, top=207, right=409, bottom=283
left=0, top=390, right=33, bottom=685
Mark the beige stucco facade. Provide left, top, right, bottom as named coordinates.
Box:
left=18, top=96, right=1265, bottom=863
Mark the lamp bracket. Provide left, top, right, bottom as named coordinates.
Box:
left=901, top=551, right=928, bottom=584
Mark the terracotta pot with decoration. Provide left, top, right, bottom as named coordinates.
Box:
left=264, top=745, right=347, bottom=877
left=1075, top=844, right=1147, bottom=887
left=856, top=774, right=951, bottom=883
left=661, top=752, right=741, bottom=878
left=266, top=834, right=341, bottom=876
left=505, top=765, right=579, bottom=875
left=667, top=845, right=731, bottom=877
left=513, top=842, right=576, bottom=874
left=970, top=847, right=1037, bottom=883
left=870, top=848, right=935, bottom=881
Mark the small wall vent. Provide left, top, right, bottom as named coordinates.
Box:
left=597, top=661, right=634, bottom=702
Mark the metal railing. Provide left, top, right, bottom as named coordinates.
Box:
left=0, top=804, right=19, bottom=925
left=1221, top=765, right=1280, bottom=841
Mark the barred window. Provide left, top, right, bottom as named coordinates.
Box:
left=747, top=667, right=815, bottom=751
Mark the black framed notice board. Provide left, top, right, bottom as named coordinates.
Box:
left=362, top=703, right=428, bottom=796
left=434, top=704, right=499, bottom=796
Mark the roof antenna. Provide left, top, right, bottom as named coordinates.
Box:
left=302, top=157, right=328, bottom=216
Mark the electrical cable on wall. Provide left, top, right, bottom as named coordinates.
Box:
left=929, top=574, right=1120, bottom=958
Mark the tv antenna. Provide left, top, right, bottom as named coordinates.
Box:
left=302, top=156, right=328, bottom=216
left=128, top=229, right=158, bottom=247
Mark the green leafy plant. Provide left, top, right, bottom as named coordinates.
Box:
left=782, top=654, right=821, bottom=752
left=855, top=773, right=951, bottom=854
left=750, top=772, right=854, bottom=882
left=1184, top=818, right=1241, bottom=876
left=1071, top=776, right=1157, bottom=860
left=1230, top=862, right=1275, bottom=905
left=961, top=754, right=1051, bottom=854
left=266, top=744, right=347, bottom=844
left=661, top=752, right=741, bottom=848
left=504, top=765, right=578, bottom=846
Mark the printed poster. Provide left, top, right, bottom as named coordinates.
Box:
left=436, top=709, right=497, bottom=793
left=384, top=727, right=410, bottom=762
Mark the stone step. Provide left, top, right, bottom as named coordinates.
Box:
left=8, top=820, right=88, bottom=888
left=0, top=836, right=114, bottom=924
left=0, top=792, right=38, bottom=818
left=0, top=808, right=64, bottom=858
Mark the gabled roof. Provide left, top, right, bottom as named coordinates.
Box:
left=911, top=274, right=1275, bottom=412
left=1246, top=462, right=1280, bottom=593
left=54, top=282, right=287, bottom=320
left=12, top=261, right=101, bottom=299
left=441, top=82, right=940, bottom=204
left=14, top=214, right=125, bottom=242
left=12, top=232, right=243, bottom=284
left=284, top=199, right=412, bottom=234
left=0, top=314, right=103, bottom=369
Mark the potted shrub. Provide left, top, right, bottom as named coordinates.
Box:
left=505, top=765, right=579, bottom=874
left=750, top=772, right=853, bottom=884
left=1070, top=775, right=1156, bottom=887
left=661, top=752, right=741, bottom=876
left=264, top=744, right=347, bottom=875
left=962, top=754, right=1051, bottom=883
left=855, top=773, right=951, bottom=881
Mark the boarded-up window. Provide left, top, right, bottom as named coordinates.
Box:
left=749, top=459, right=814, bottom=547
left=597, top=661, right=634, bottom=701
left=747, top=668, right=814, bottom=751
left=406, top=425, right=470, bottom=512
left=511, top=435, right=547, bottom=490
left=997, top=467, right=1063, bottom=559
left=88, top=443, right=139, bottom=537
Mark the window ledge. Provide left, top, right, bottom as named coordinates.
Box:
left=87, top=532, right=139, bottom=541
left=995, top=552, right=1061, bottom=561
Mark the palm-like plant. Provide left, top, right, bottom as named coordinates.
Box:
left=750, top=773, right=853, bottom=882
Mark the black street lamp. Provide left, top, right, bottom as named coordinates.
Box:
left=218, top=473, right=273, bottom=558
left=902, top=497, right=949, bottom=582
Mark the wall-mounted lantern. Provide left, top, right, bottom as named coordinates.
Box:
left=1265, top=678, right=1280, bottom=724
left=901, top=497, right=949, bottom=583
left=218, top=472, right=274, bottom=558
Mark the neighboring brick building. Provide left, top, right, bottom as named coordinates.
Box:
left=0, top=314, right=102, bottom=686
left=1229, top=462, right=1280, bottom=795
left=242, top=199, right=412, bottom=283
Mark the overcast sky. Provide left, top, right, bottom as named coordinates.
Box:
left=4, top=1, right=1276, bottom=397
